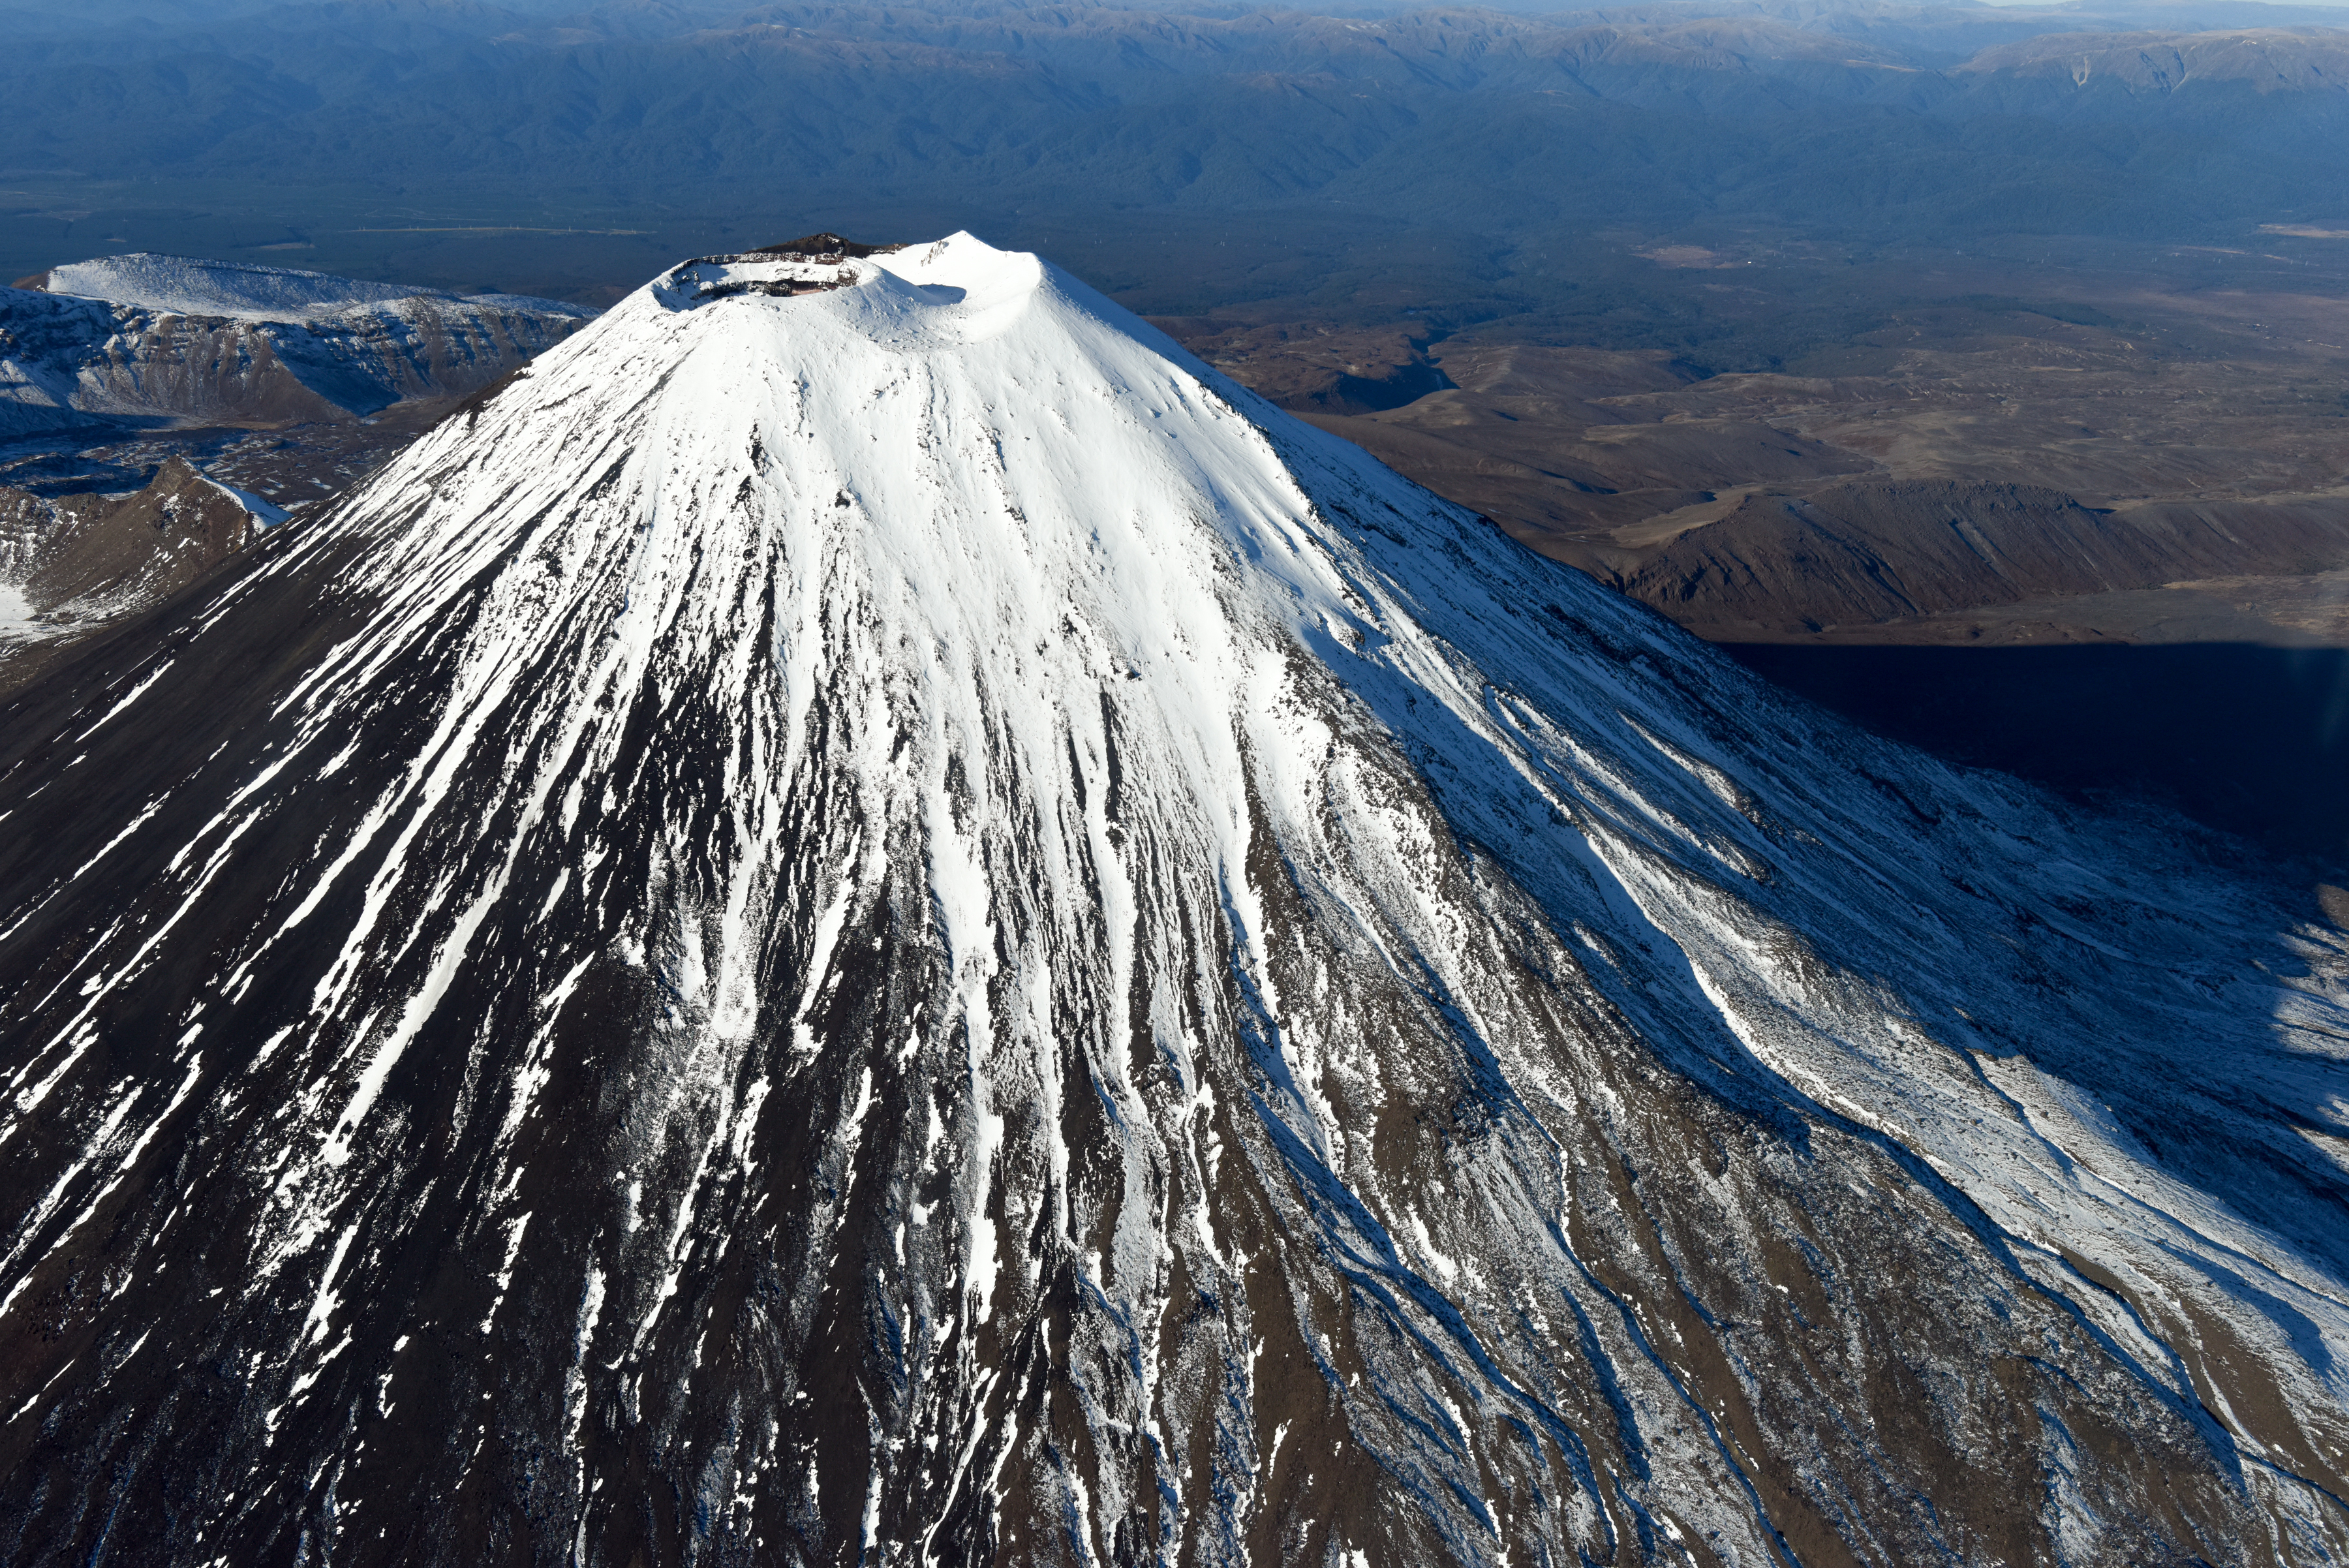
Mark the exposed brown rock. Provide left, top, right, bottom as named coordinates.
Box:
left=751, top=232, right=904, bottom=260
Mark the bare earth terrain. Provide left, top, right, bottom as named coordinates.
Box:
left=1261, top=283, right=2349, bottom=645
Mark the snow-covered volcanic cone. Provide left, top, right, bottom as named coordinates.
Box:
left=2, top=234, right=2346, bottom=1565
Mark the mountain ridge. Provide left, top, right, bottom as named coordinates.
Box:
left=1608, top=477, right=2349, bottom=634
left=10, top=0, right=2349, bottom=299
left=0, top=256, right=591, bottom=437
left=0, top=455, right=284, bottom=692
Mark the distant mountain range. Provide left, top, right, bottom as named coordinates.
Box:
left=3, top=0, right=2348, bottom=304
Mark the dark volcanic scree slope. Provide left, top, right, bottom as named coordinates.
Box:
left=1, top=236, right=2346, bottom=1565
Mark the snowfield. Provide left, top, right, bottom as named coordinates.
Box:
left=0, top=232, right=2344, bottom=1565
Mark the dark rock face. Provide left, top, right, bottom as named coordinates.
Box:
left=0, top=239, right=2344, bottom=1567
left=8, top=457, right=263, bottom=602
left=752, top=234, right=908, bottom=260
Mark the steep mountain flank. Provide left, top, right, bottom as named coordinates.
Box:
left=0, top=236, right=2344, bottom=1566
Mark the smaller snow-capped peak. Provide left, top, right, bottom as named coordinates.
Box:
left=41, top=253, right=591, bottom=324
left=4, top=253, right=595, bottom=434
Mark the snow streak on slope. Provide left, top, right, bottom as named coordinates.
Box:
left=0, top=234, right=2346, bottom=1567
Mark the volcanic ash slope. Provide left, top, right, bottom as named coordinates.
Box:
left=2, top=234, right=2346, bottom=1566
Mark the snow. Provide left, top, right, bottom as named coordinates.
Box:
left=194, top=474, right=290, bottom=527
left=309, top=228, right=2326, bottom=1539
left=6, top=258, right=594, bottom=444
left=44, top=253, right=588, bottom=326
left=2, top=230, right=2345, bottom=1560
left=0, top=582, right=36, bottom=639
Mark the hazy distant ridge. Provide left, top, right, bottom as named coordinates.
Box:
left=5, top=0, right=2348, bottom=275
